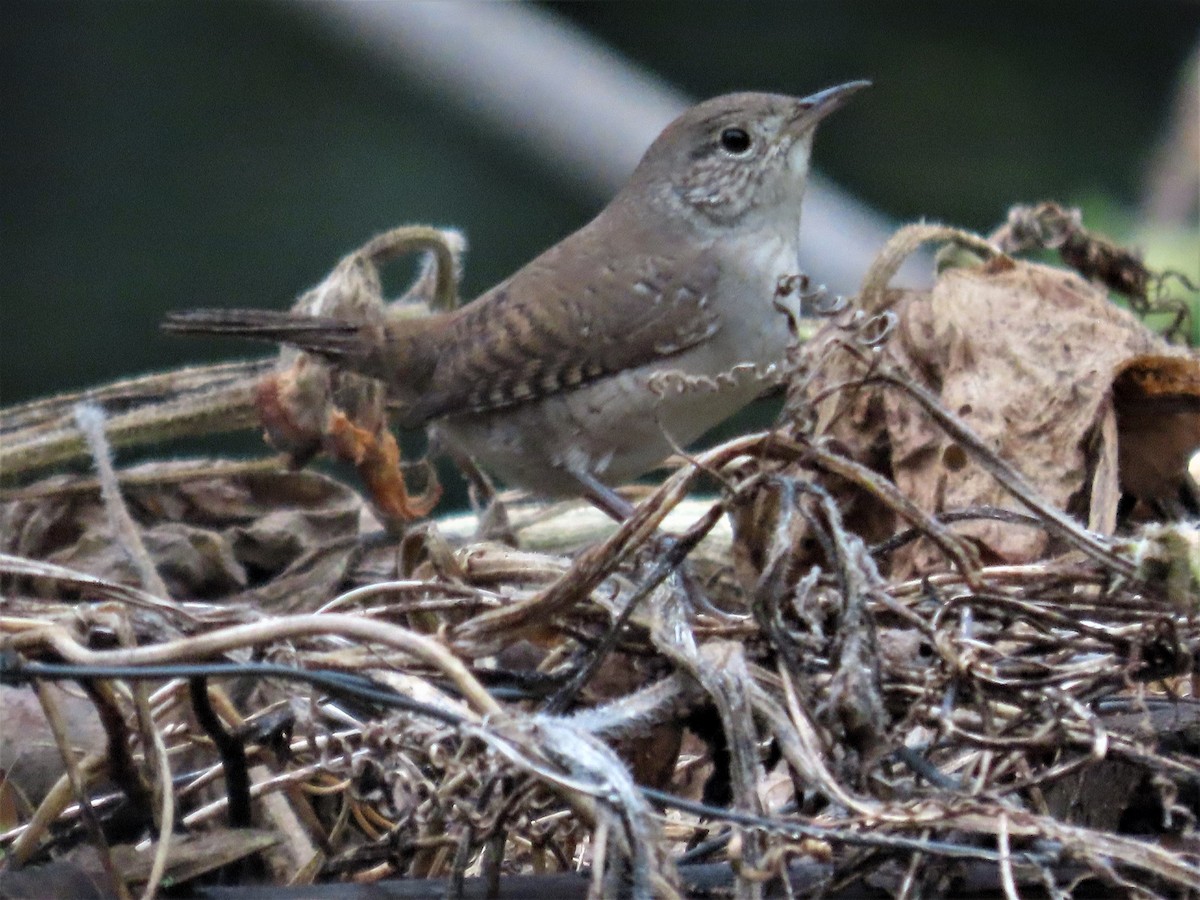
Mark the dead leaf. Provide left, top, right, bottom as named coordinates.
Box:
left=1, top=463, right=363, bottom=609
left=74, top=828, right=279, bottom=888
left=1113, top=354, right=1200, bottom=506
left=791, top=256, right=1189, bottom=579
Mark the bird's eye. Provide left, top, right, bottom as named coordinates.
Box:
left=719, top=127, right=752, bottom=155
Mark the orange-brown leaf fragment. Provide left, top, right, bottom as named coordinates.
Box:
left=254, top=354, right=356, bottom=468
left=325, top=410, right=441, bottom=522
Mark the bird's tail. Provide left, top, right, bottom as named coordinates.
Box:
left=161, top=309, right=373, bottom=365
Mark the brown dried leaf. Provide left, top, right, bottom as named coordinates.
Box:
left=1, top=463, right=363, bottom=607
left=1113, top=353, right=1200, bottom=505
left=0, top=684, right=106, bottom=806
left=796, top=257, right=1191, bottom=578
left=889, top=260, right=1167, bottom=570
left=223, top=540, right=358, bottom=614
left=93, top=829, right=279, bottom=889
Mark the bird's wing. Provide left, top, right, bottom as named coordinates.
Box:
left=407, top=237, right=723, bottom=422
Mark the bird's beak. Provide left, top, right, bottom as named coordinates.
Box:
left=789, top=80, right=871, bottom=131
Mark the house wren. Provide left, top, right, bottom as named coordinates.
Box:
left=165, top=82, right=869, bottom=519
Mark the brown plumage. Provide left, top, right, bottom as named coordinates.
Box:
left=164, top=83, right=869, bottom=515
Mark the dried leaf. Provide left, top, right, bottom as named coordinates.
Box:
left=97, top=829, right=279, bottom=888
left=0, top=685, right=106, bottom=806
left=1113, top=353, right=1200, bottom=506
left=794, top=256, right=1189, bottom=577
left=1, top=463, right=362, bottom=606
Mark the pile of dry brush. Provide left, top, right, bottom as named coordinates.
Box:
left=2, top=205, right=1199, bottom=899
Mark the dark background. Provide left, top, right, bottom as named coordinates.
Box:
left=3, top=2, right=1196, bottom=418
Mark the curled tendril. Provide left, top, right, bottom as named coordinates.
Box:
left=856, top=311, right=898, bottom=347
left=806, top=285, right=850, bottom=317
left=1155, top=270, right=1199, bottom=296
left=646, top=362, right=782, bottom=398
left=1146, top=270, right=1198, bottom=343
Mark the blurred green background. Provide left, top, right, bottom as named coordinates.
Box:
left=2, top=1, right=1197, bottom=484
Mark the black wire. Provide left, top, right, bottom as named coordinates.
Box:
left=6, top=656, right=1059, bottom=867
left=641, top=786, right=1056, bottom=865
left=869, top=505, right=1046, bottom=556
left=891, top=745, right=963, bottom=790
left=3, top=658, right=469, bottom=728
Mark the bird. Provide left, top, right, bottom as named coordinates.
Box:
left=164, top=82, right=869, bottom=521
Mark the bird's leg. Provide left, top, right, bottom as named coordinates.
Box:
left=568, top=468, right=724, bottom=620
left=434, top=432, right=518, bottom=545
left=568, top=469, right=639, bottom=523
